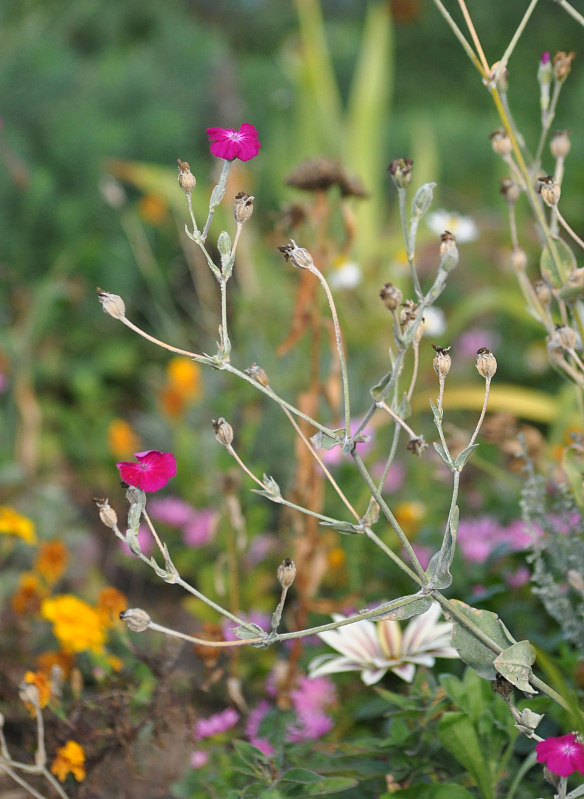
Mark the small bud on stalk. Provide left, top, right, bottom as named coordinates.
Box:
left=387, top=157, right=413, bottom=189
left=212, top=417, right=234, bottom=447
left=120, top=608, right=151, bottom=633
left=97, top=288, right=126, bottom=320
left=535, top=280, right=552, bottom=307
left=177, top=158, right=196, bottom=195
left=554, top=324, right=577, bottom=351
left=94, top=497, right=118, bottom=530
left=553, top=51, right=576, bottom=82
left=277, top=558, right=297, bottom=589
left=407, top=436, right=428, bottom=457
left=550, top=130, right=571, bottom=160
left=476, top=347, right=497, bottom=380
left=433, top=345, right=452, bottom=379
left=439, top=230, right=459, bottom=272
left=489, top=129, right=513, bottom=158
left=537, top=176, right=561, bottom=207
left=379, top=282, right=403, bottom=311
left=233, top=191, right=254, bottom=224
left=278, top=240, right=314, bottom=270
left=245, top=363, right=270, bottom=387
left=500, top=178, right=521, bottom=205
left=510, top=248, right=528, bottom=273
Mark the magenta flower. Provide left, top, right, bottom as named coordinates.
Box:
left=245, top=700, right=275, bottom=756
left=536, top=733, right=584, bottom=777
left=190, top=750, right=209, bottom=769
left=116, top=450, right=177, bottom=493
left=206, top=123, right=261, bottom=162
left=194, top=707, right=239, bottom=740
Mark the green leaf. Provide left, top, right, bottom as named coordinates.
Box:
left=370, top=372, right=392, bottom=401
left=449, top=599, right=515, bottom=680
left=305, top=777, right=358, bottom=795
left=385, top=785, right=476, bottom=799
left=454, top=443, right=479, bottom=471
left=433, top=441, right=452, bottom=467
left=493, top=640, right=537, bottom=694
left=540, top=237, right=576, bottom=288
left=369, top=594, right=432, bottom=621
left=426, top=506, right=459, bottom=589
left=232, top=739, right=271, bottom=769
left=319, top=519, right=363, bottom=535
left=280, top=769, right=322, bottom=783
left=438, top=712, right=495, bottom=799
left=310, top=429, right=345, bottom=451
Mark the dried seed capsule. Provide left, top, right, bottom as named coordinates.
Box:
left=245, top=363, right=270, bottom=387
left=94, top=498, right=118, bottom=530
left=500, top=177, right=521, bottom=205
left=120, top=608, right=151, bottom=633
left=212, top=417, right=234, bottom=447
left=535, top=280, right=552, bottom=306
left=439, top=230, right=459, bottom=272
left=489, top=129, right=513, bottom=157
left=177, top=158, right=196, bottom=195
left=97, top=288, right=126, bottom=320
left=537, top=176, right=561, bottom=207
left=379, top=282, right=403, bottom=311
left=553, top=51, right=576, bottom=82
left=233, top=191, right=254, bottom=224
left=277, top=558, right=297, bottom=589
left=510, top=248, right=528, bottom=273
left=432, top=345, right=452, bottom=378
left=277, top=240, right=314, bottom=270
left=555, top=324, right=577, bottom=350
left=476, top=347, right=497, bottom=380
left=407, top=436, right=428, bottom=456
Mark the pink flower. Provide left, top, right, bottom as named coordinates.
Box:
left=194, top=708, right=239, bottom=740
left=119, top=524, right=154, bottom=557
left=206, top=123, right=261, bottom=162
left=116, top=450, right=176, bottom=493
left=245, top=701, right=275, bottom=756
left=148, top=496, right=196, bottom=527
left=182, top=509, right=217, bottom=548
left=190, top=750, right=209, bottom=769
left=536, top=733, right=584, bottom=777
left=541, top=52, right=551, bottom=65
left=287, top=676, right=336, bottom=742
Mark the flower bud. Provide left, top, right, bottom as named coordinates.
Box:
left=535, top=279, right=552, bottom=306
left=407, top=436, right=428, bottom=456
left=217, top=230, right=232, bottom=262
left=553, top=51, right=575, bottom=82
left=97, top=288, right=126, bottom=320
left=550, top=130, right=571, bottom=159
left=19, top=681, right=39, bottom=708
left=439, top=230, right=459, bottom=272
left=411, top=182, right=436, bottom=219
left=387, top=158, right=414, bottom=189
left=277, top=240, right=314, bottom=270
left=554, top=324, right=577, bottom=350
left=379, top=282, right=403, bottom=311
left=212, top=417, right=234, bottom=447
left=120, top=608, right=151, bottom=633
left=177, top=158, right=196, bottom=195
left=233, top=192, right=254, bottom=224
left=245, top=363, right=270, bottom=387
left=476, top=347, right=497, bottom=380
left=510, top=248, right=528, bottom=272
left=432, top=345, right=452, bottom=378
left=277, top=558, right=296, bottom=589
left=94, top=497, right=118, bottom=530
left=500, top=177, right=521, bottom=205
left=489, top=129, right=513, bottom=158
left=537, top=176, right=561, bottom=207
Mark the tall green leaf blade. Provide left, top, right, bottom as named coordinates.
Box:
left=438, top=712, right=495, bottom=799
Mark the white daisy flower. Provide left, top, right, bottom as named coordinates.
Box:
left=426, top=210, right=479, bottom=243
left=329, top=260, right=362, bottom=290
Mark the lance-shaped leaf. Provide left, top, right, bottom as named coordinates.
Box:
left=251, top=474, right=282, bottom=502
left=319, top=519, right=363, bottom=535
left=369, top=594, right=433, bottom=621
left=426, top=506, right=459, bottom=589
left=449, top=599, right=516, bottom=680
left=370, top=371, right=392, bottom=402
left=493, top=640, right=537, bottom=694
left=310, top=428, right=345, bottom=451
left=454, top=443, right=479, bottom=471
left=433, top=441, right=453, bottom=468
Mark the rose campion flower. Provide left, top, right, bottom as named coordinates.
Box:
left=206, top=123, right=261, bottom=162
left=536, top=733, right=584, bottom=777
left=116, top=450, right=177, bottom=493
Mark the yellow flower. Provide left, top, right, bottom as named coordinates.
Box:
left=34, top=540, right=68, bottom=585
left=160, top=358, right=202, bottom=418
left=96, top=586, right=127, bottom=628
left=50, top=740, right=86, bottom=783
left=41, top=595, right=106, bottom=655
left=0, top=506, right=36, bottom=544
left=138, top=193, right=168, bottom=226
left=22, top=670, right=51, bottom=716
left=327, top=546, right=346, bottom=570
left=11, top=572, right=46, bottom=616
left=394, top=501, right=426, bottom=538
left=107, top=418, right=141, bottom=459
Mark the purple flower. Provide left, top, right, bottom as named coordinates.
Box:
left=457, top=516, right=541, bottom=565
left=456, top=328, right=500, bottom=360
left=182, top=509, right=217, bottom=548
left=206, top=123, right=261, bottom=162
left=245, top=701, right=275, bottom=756
left=148, top=496, right=196, bottom=527
left=287, top=676, right=336, bottom=742
left=190, top=750, right=209, bottom=769
left=541, top=52, right=551, bottom=65
left=116, top=450, right=176, bottom=493
left=536, top=733, right=584, bottom=777
left=194, top=707, right=239, bottom=740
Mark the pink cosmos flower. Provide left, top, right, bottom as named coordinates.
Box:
left=245, top=701, right=275, bottom=756
left=536, top=733, right=584, bottom=777
left=194, top=707, right=239, bottom=740
left=116, top=450, right=176, bottom=493
left=206, top=123, right=261, bottom=162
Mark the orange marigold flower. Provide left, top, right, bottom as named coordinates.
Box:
left=96, top=586, right=127, bottom=628
left=41, top=595, right=106, bottom=655
left=22, top=670, right=51, bottom=715
left=0, top=506, right=37, bottom=544
left=167, top=357, right=202, bottom=399
left=36, top=650, right=74, bottom=678
left=35, top=540, right=68, bottom=585
left=50, top=740, right=86, bottom=783
left=11, top=572, right=46, bottom=616
left=107, top=418, right=141, bottom=459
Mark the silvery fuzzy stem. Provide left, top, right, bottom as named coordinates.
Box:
left=271, top=585, right=290, bottom=634
left=555, top=207, right=584, bottom=251
left=119, top=315, right=203, bottom=359
left=376, top=400, right=419, bottom=441
left=397, top=187, right=423, bottom=300
left=467, top=376, right=493, bottom=449
left=201, top=158, right=232, bottom=243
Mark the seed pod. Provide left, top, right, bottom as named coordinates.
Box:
left=387, top=157, right=414, bottom=189
left=233, top=192, right=254, bottom=224
left=379, top=282, right=403, bottom=311
left=212, top=417, right=234, bottom=447
left=537, top=176, right=561, bottom=207
left=510, top=248, right=528, bottom=273
left=553, top=51, right=576, bottom=82
left=245, top=363, right=270, bottom=387
left=432, top=345, right=452, bottom=378
left=120, top=608, right=151, bottom=633
left=277, top=558, right=297, bottom=589
left=489, top=129, right=512, bottom=158
left=94, top=498, right=118, bottom=530
left=177, top=158, right=196, bottom=195
left=500, top=178, right=521, bottom=205
left=97, top=288, right=126, bottom=320
left=278, top=240, right=314, bottom=270
left=476, top=347, right=497, bottom=380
